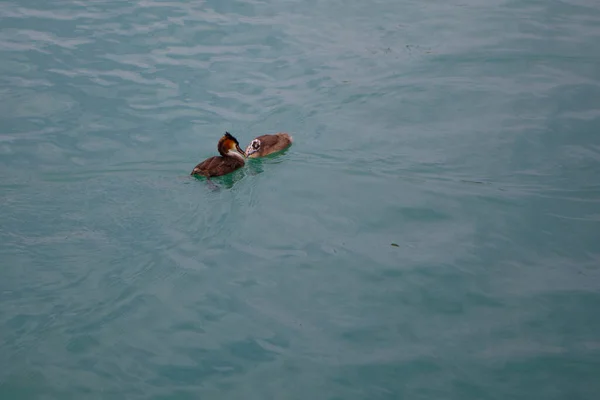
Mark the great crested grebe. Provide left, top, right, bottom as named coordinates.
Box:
left=191, top=132, right=246, bottom=177
left=244, top=132, right=293, bottom=158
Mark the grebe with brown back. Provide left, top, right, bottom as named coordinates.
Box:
left=191, top=132, right=246, bottom=178
left=244, top=132, right=293, bottom=158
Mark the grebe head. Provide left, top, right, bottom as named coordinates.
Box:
left=218, top=132, right=245, bottom=160
left=245, top=138, right=261, bottom=157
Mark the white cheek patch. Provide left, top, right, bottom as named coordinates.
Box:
left=227, top=149, right=244, bottom=160
left=245, top=140, right=261, bottom=155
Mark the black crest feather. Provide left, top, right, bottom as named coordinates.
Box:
left=224, top=131, right=239, bottom=145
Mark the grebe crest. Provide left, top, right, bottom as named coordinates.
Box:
left=218, top=132, right=245, bottom=160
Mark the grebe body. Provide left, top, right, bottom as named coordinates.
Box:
left=191, top=132, right=245, bottom=177
left=244, top=133, right=293, bottom=158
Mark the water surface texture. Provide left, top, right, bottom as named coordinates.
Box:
left=2, top=0, right=600, bottom=398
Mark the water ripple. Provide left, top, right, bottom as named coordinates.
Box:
left=2, top=0, right=600, bottom=398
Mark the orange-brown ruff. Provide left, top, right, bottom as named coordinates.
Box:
left=244, top=132, right=293, bottom=158
left=191, top=132, right=245, bottom=177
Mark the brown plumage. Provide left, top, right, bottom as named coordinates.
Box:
left=244, top=132, right=293, bottom=158
left=191, top=132, right=246, bottom=177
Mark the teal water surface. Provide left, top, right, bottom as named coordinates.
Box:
left=2, top=0, right=600, bottom=398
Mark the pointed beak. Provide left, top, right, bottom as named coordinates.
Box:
left=244, top=144, right=256, bottom=157
left=236, top=144, right=246, bottom=158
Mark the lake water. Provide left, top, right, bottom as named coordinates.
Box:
left=1, top=0, right=600, bottom=398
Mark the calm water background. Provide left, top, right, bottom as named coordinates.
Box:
left=1, top=0, right=600, bottom=398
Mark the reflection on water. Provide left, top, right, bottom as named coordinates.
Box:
left=190, top=147, right=293, bottom=190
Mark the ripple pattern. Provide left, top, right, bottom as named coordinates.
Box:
left=2, top=0, right=600, bottom=399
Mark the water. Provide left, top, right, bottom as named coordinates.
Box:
left=1, top=0, right=600, bottom=398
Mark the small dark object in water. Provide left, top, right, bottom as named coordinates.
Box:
left=391, top=243, right=399, bottom=247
